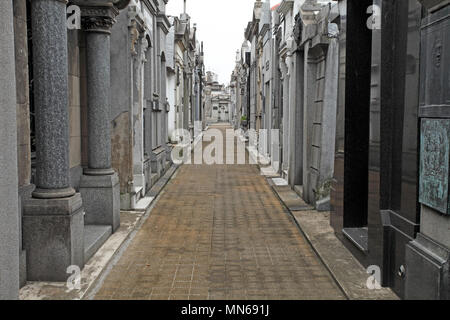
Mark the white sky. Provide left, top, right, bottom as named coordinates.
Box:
left=166, top=0, right=278, bottom=85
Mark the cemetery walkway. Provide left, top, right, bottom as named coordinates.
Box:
left=93, top=124, right=346, bottom=300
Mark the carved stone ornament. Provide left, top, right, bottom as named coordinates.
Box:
left=130, top=22, right=139, bottom=55
left=433, top=37, right=443, bottom=68
left=81, top=15, right=115, bottom=33
left=79, top=5, right=119, bottom=33
left=293, top=13, right=303, bottom=45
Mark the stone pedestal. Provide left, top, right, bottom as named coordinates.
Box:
left=23, top=194, right=85, bottom=281
left=78, top=4, right=121, bottom=232
left=23, top=0, right=85, bottom=283
left=80, top=173, right=120, bottom=232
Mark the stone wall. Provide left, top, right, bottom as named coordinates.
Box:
left=13, top=0, right=31, bottom=189
left=68, top=29, right=83, bottom=190
left=0, top=0, right=20, bottom=300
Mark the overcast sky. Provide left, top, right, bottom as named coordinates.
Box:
left=166, top=0, right=277, bottom=85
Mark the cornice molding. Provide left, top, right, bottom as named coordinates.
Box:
left=277, top=0, right=294, bottom=16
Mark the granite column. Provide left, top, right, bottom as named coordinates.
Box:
left=79, top=6, right=120, bottom=232
left=23, top=0, right=85, bottom=281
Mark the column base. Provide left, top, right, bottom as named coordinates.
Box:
left=405, top=233, right=450, bottom=300
left=32, top=187, right=76, bottom=199
left=79, top=172, right=120, bottom=232
left=22, top=193, right=85, bottom=282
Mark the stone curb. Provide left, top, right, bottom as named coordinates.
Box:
left=265, top=175, right=399, bottom=300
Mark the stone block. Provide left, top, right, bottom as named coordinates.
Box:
left=13, top=15, right=29, bottom=106
left=316, top=196, right=331, bottom=212
left=421, top=205, right=450, bottom=248
left=84, top=225, right=112, bottom=263
left=22, top=194, right=85, bottom=282
left=405, top=233, right=450, bottom=300
left=70, top=136, right=82, bottom=168
left=70, top=165, right=83, bottom=191
left=69, top=76, right=81, bottom=109
left=19, top=250, right=27, bottom=288
left=80, top=173, right=120, bottom=232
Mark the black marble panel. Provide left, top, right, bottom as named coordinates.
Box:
left=367, top=0, right=422, bottom=298
left=419, top=5, right=450, bottom=117
left=331, top=0, right=373, bottom=233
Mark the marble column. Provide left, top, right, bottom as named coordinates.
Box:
left=79, top=5, right=120, bottom=232
left=0, top=0, right=20, bottom=299
left=23, top=0, right=85, bottom=281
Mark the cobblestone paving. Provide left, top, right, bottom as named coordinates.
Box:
left=94, top=125, right=346, bottom=300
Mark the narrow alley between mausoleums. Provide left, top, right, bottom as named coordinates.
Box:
left=1, top=0, right=449, bottom=304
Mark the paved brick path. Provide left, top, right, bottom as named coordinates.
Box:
left=94, top=125, right=345, bottom=300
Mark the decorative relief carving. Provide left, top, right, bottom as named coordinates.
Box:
left=420, top=119, right=450, bottom=215
left=433, top=37, right=443, bottom=68
left=81, top=15, right=115, bottom=33
left=79, top=6, right=119, bottom=33
left=293, top=13, right=303, bottom=45
left=130, top=22, right=139, bottom=55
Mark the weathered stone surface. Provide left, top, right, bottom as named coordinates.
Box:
left=22, top=2, right=86, bottom=279
left=23, top=194, right=85, bottom=282
left=80, top=173, right=121, bottom=232
left=84, top=225, right=112, bottom=263
left=31, top=0, right=74, bottom=195
left=112, top=112, right=132, bottom=193
left=86, top=32, right=114, bottom=172
left=14, top=0, right=32, bottom=189
left=0, top=0, right=20, bottom=300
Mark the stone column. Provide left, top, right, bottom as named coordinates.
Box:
left=23, top=0, right=85, bottom=281
left=288, top=47, right=305, bottom=190
left=132, top=36, right=148, bottom=199
left=0, top=0, right=20, bottom=299
left=280, top=56, right=290, bottom=176
left=79, top=5, right=121, bottom=232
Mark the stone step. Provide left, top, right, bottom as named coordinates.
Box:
left=273, top=185, right=314, bottom=212
left=294, top=185, right=303, bottom=198
left=134, top=196, right=155, bottom=212
left=150, top=173, right=159, bottom=186
left=272, top=177, right=288, bottom=186
left=84, top=225, right=112, bottom=263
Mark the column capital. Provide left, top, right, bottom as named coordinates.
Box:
left=79, top=6, right=119, bottom=34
